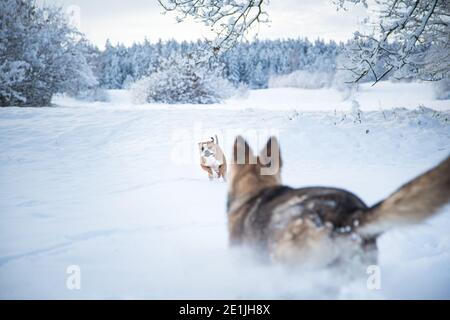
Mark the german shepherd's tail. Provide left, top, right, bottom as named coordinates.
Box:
left=358, top=155, right=450, bottom=237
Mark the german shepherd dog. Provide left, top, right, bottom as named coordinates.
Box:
left=227, top=136, right=450, bottom=267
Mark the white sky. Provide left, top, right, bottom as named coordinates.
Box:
left=43, top=0, right=369, bottom=48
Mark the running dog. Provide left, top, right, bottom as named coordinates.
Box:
left=227, top=136, right=450, bottom=267
left=199, top=135, right=227, bottom=181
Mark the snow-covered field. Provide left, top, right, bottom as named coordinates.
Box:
left=1, top=82, right=449, bottom=299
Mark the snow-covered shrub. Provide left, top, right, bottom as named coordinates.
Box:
left=233, top=83, right=250, bottom=100
left=130, top=55, right=234, bottom=104
left=130, top=77, right=153, bottom=104
left=331, top=54, right=359, bottom=100
left=333, top=70, right=358, bottom=101
left=62, top=50, right=99, bottom=99
left=74, top=88, right=110, bottom=102
left=268, top=70, right=334, bottom=90
left=433, top=78, right=450, bottom=100
left=63, top=39, right=104, bottom=101
left=0, top=60, right=30, bottom=106
left=0, top=0, right=97, bottom=107
left=122, top=75, right=136, bottom=90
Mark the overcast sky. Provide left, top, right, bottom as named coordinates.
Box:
left=44, top=0, right=368, bottom=48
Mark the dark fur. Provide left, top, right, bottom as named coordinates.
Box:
left=227, top=136, right=450, bottom=266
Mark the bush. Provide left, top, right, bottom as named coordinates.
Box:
left=433, top=78, right=450, bottom=100
left=131, top=55, right=235, bottom=104
left=233, top=83, right=250, bottom=99
left=74, top=88, right=110, bottom=102
left=268, top=70, right=334, bottom=90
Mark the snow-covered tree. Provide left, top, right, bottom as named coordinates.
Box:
left=96, top=38, right=342, bottom=90
left=0, top=0, right=97, bottom=107
left=157, top=0, right=448, bottom=86
left=130, top=53, right=234, bottom=104
left=62, top=41, right=99, bottom=98
left=336, top=0, right=450, bottom=84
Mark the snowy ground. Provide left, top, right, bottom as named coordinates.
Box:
left=1, top=82, right=450, bottom=299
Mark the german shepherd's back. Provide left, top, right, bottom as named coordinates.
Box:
left=227, top=136, right=450, bottom=267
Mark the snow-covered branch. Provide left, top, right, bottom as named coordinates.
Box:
left=339, top=0, right=449, bottom=84
left=158, top=0, right=269, bottom=53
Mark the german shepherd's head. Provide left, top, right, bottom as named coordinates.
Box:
left=228, top=136, right=282, bottom=209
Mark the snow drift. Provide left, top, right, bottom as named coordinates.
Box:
left=0, top=82, right=449, bottom=299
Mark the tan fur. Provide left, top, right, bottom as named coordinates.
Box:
left=227, top=136, right=283, bottom=247
left=198, top=136, right=227, bottom=181
left=227, top=135, right=450, bottom=267
left=358, top=156, right=450, bottom=236
left=228, top=136, right=281, bottom=209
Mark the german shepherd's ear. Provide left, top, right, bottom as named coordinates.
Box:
left=233, top=136, right=256, bottom=165
left=259, top=136, right=282, bottom=170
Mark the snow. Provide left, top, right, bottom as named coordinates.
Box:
left=228, top=81, right=449, bottom=111
left=56, top=81, right=448, bottom=111
left=1, top=82, right=450, bottom=299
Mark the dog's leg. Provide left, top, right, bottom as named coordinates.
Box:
left=219, top=164, right=227, bottom=182
left=212, top=167, right=219, bottom=179
left=201, top=165, right=214, bottom=181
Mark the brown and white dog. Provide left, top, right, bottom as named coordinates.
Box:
left=227, top=136, right=450, bottom=268
left=198, top=135, right=227, bottom=181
